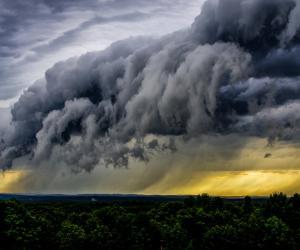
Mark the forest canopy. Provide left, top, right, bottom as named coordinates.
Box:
left=1, top=193, right=300, bottom=250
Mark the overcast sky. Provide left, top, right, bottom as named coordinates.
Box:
left=2, top=0, right=300, bottom=195
left=0, top=0, right=203, bottom=108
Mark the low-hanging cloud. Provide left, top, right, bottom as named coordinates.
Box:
left=1, top=0, right=300, bottom=172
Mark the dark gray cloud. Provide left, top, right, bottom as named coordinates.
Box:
left=191, top=0, right=296, bottom=49
left=1, top=0, right=300, bottom=171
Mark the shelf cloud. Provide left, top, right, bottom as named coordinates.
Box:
left=1, top=0, right=300, bottom=173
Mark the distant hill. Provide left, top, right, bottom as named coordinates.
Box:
left=0, top=194, right=189, bottom=202
left=0, top=193, right=267, bottom=202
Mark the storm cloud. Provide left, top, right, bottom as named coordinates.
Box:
left=1, top=0, right=300, bottom=172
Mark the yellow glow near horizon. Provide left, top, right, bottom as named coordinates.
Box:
left=149, top=170, right=300, bottom=196
left=2, top=169, right=300, bottom=196
left=1, top=168, right=300, bottom=196
left=0, top=171, right=28, bottom=193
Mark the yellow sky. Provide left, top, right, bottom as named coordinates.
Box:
left=143, top=170, right=300, bottom=196
left=1, top=169, right=300, bottom=196
left=1, top=135, right=300, bottom=195
left=0, top=171, right=27, bottom=193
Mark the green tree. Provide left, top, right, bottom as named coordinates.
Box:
left=56, top=221, right=86, bottom=249
left=263, top=216, right=293, bottom=250
left=204, top=224, right=240, bottom=250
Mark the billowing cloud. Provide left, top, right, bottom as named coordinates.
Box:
left=1, top=0, right=300, bottom=174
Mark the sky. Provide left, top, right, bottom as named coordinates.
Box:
left=0, top=0, right=203, bottom=108
left=1, top=0, right=300, bottom=195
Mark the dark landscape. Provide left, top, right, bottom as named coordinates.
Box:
left=0, top=193, right=266, bottom=202
left=0, top=193, right=299, bottom=249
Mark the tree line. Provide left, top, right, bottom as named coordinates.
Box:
left=1, top=193, right=300, bottom=249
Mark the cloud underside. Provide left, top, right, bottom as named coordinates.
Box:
left=3, top=135, right=300, bottom=195
left=1, top=0, right=300, bottom=176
